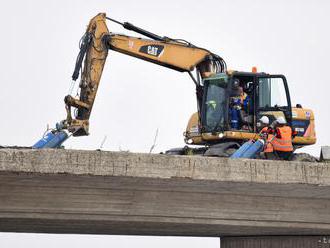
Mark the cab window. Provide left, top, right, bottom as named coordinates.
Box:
left=258, top=77, right=288, bottom=108
left=202, top=75, right=228, bottom=132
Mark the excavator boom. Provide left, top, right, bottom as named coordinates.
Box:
left=106, top=34, right=211, bottom=72
left=64, top=13, right=225, bottom=136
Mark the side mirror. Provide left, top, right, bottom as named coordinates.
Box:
left=296, top=104, right=302, bottom=108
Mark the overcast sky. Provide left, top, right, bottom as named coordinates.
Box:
left=1, top=0, right=330, bottom=247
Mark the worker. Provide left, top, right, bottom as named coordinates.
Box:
left=271, top=116, right=294, bottom=160
left=230, top=78, right=247, bottom=104
left=259, top=116, right=274, bottom=156
left=230, top=79, right=240, bottom=97
left=259, top=116, right=270, bottom=132
left=261, top=116, right=293, bottom=160
left=238, top=86, right=248, bottom=105
left=229, top=79, right=243, bottom=129
left=230, top=79, right=251, bottom=130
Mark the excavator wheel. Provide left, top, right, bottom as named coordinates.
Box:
left=290, top=153, right=318, bottom=162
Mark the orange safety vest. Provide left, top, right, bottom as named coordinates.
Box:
left=271, top=126, right=293, bottom=152
left=261, top=127, right=274, bottom=153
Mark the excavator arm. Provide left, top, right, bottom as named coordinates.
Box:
left=63, top=13, right=110, bottom=136
left=62, top=13, right=226, bottom=138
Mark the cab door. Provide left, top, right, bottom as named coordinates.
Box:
left=256, top=75, right=292, bottom=126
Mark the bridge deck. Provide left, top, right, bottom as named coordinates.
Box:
left=0, top=149, right=330, bottom=236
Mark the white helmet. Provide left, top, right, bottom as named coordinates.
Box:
left=277, top=116, right=287, bottom=124
left=259, top=116, right=269, bottom=125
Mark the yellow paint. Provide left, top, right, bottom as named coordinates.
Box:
left=64, top=13, right=214, bottom=136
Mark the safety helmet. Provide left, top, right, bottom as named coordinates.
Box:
left=276, top=116, right=287, bottom=124
left=232, top=79, right=240, bottom=89
left=259, top=116, right=269, bottom=125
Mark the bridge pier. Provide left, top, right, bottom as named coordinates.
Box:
left=221, top=236, right=330, bottom=248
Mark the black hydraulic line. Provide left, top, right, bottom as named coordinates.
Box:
left=105, top=17, right=124, bottom=26
left=106, top=16, right=165, bottom=41
left=122, top=22, right=165, bottom=41
left=188, top=71, right=199, bottom=86
left=72, top=32, right=92, bottom=81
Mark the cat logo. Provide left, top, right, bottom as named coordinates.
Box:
left=139, top=45, right=164, bottom=57
left=147, top=46, right=159, bottom=56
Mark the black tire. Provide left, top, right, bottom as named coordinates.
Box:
left=164, top=148, right=185, bottom=155
left=290, top=153, right=317, bottom=162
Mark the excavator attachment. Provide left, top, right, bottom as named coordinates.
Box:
left=32, top=130, right=68, bottom=149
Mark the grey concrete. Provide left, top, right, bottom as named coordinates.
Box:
left=1, top=148, right=330, bottom=236
left=221, top=236, right=330, bottom=248
left=321, top=146, right=330, bottom=162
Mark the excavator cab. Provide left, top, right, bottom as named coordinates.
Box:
left=200, top=71, right=293, bottom=135
left=184, top=70, right=316, bottom=156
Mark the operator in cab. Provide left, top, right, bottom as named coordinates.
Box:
left=229, top=79, right=250, bottom=130
left=238, top=85, right=248, bottom=105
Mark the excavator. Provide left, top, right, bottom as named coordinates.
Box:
left=33, top=13, right=317, bottom=161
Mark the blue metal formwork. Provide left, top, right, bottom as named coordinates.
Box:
left=33, top=131, right=69, bottom=149
left=230, top=139, right=264, bottom=159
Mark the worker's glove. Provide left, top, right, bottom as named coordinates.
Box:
left=260, top=127, right=274, bottom=135
left=292, top=129, right=298, bottom=138
left=259, top=132, right=268, bottom=140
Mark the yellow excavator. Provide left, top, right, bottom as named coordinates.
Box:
left=33, top=13, right=317, bottom=161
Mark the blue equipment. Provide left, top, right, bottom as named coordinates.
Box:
left=230, top=139, right=265, bottom=159
left=33, top=130, right=69, bottom=149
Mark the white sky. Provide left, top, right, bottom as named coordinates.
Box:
left=0, top=233, right=219, bottom=248
left=1, top=0, right=329, bottom=246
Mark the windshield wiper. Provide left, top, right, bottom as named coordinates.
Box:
left=211, top=120, right=224, bottom=135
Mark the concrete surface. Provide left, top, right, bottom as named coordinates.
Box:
left=0, top=148, right=330, bottom=236
left=321, top=146, right=330, bottom=162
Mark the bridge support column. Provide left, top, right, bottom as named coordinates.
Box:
left=221, top=236, right=330, bottom=248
